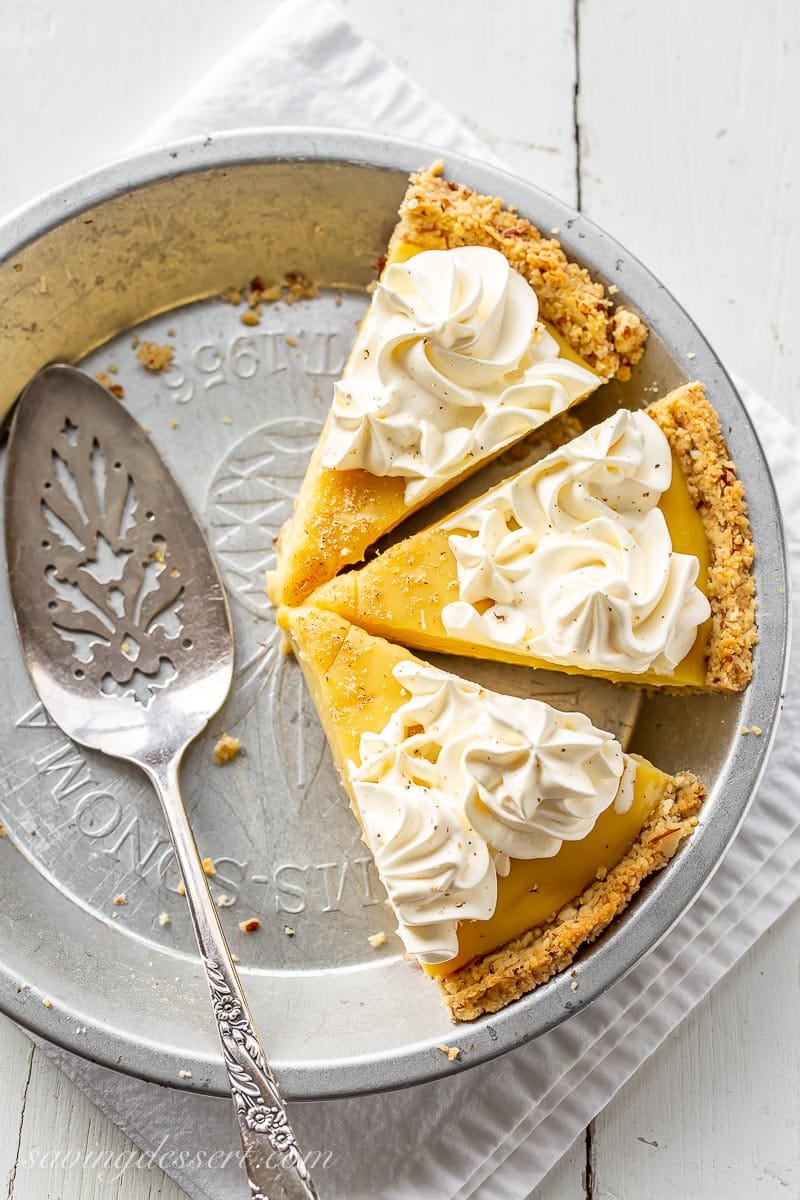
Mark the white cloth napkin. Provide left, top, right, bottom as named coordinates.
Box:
left=31, top=2, right=800, bottom=1197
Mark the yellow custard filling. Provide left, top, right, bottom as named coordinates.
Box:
left=425, top=756, right=668, bottom=976
left=280, top=606, right=679, bottom=979
left=310, top=448, right=712, bottom=689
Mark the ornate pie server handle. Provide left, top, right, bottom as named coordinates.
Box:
left=147, top=756, right=319, bottom=1200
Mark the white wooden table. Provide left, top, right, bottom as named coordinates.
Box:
left=1, top=2, right=798, bottom=1197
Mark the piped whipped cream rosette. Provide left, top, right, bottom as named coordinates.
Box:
left=349, top=662, right=634, bottom=964
left=442, top=408, right=711, bottom=675
left=321, top=246, right=599, bottom=503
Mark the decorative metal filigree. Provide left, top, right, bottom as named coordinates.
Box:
left=204, top=956, right=316, bottom=1191
left=39, top=415, right=186, bottom=706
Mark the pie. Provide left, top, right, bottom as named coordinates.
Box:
left=278, top=605, right=705, bottom=1021
left=267, top=161, right=648, bottom=607
left=308, top=381, right=756, bottom=693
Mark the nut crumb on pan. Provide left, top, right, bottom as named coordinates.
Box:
left=239, top=918, right=261, bottom=933
left=240, top=310, right=261, bottom=327
left=213, top=733, right=240, bottom=764
left=0, top=822, right=6, bottom=837
left=368, top=931, right=387, bottom=948
left=113, top=893, right=127, bottom=906
left=201, top=857, right=217, bottom=877
left=136, top=341, right=174, bottom=372
left=222, top=416, right=233, bottom=425
left=436, top=1044, right=461, bottom=1062
left=179, top=1069, right=193, bottom=1079
left=177, top=881, right=186, bottom=896
left=752, top=725, right=762, bottom=736
left=42, top=998, right=53, bottom=1009
left=284, top=926, right=295, bottom=937
left=158, top=911, right=171, bottom=927
left=217, top=893, right=232, bottom=907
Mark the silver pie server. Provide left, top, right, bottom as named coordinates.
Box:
left=4, top=364, right=318, bottom=1200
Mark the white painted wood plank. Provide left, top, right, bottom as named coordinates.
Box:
left=593, top=901, right=800, bottom=1199
left=0, top=1017, right=35, bottom=1198
left=341, top=0, right=579, bottom=205
left=9, top=1033, right=187, bottom=1200
left=579, top=0, right=800, bottom=429
left=0, top=0, right=281, bottom=217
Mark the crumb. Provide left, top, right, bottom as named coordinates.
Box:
left=95, top=371, right=113, bottom=388
left=240, top=310, right=261, bottom=327
left=42, top=998, right=53, bottom=1009
left=214, top=733, right=240, bottom=765
left=231, top=953, right=240, bottom=963
left=113, top=893, right=127, bottom=906
left=110, top=384, right=125, bottom=399
left=741, top=726, right=750, bottom=735
left=335, top=294, right=343, bottom=307
left=220, top=287, right=241, bottom=305
left=149, top=543, right=166, bottom=565
left=239, top=918, right=261, bottom=934
left=686, top=351, right=697, bottom=360
left=595, top=866, right=608, bottom=881
left=158, top=912, right=170, bottom=927
left=177, top=881, right=186, bottom=896
left=29, top=827, right=36, bottom=837
left=16, top=983, right=29, bottom=993
left=120, top=640, right=130, bottom=654
left=550, top=226, right=560, bottom=235
left=169, top=418, right=179, bottom=430
left=368, top=931, right=387, bottom=948
left=179, top=1069, right=193, bottom=1079
left=0, top=822, right=7, bottom=838
left=752, top=725, right=762, bottom=736
left=608, top=284, right=620, bottom=295
left=201, top=857, right=217, bottom=877
left=216, top=893, right=231, bottom=908
left=136, top=341, right=174, bottom=372
left=131, top=334, right=140, bottom=348
left=436, top=1043, right=460, bottom=1062
left=570, top=980, right=579, bottom=992
left=166, top=327, right=176, bottom=337
left=282, top=272, right=319, bottom=304
left=285, top=336, right=297, bottom=347
left=170, top=567, right=180, bottom=578
left=284, top=926, right=295, bottom=937
left=107, top=363, right=119, bottom=375
left=222, top=416, right=233, bottom=425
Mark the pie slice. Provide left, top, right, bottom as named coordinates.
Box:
left=309, top=382, right=756, bottom=693
left=267, top=161, right=648, bottom=607
left=278, top=605, right=705, bottom=1020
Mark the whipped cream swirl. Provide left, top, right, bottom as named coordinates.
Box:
left=321, top=246, right=599, bottom=503
left=442, top=409, right=711, bottom=676
left=350, top=662, right=630, bottom=964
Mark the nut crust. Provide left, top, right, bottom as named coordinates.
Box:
left=391, top=160, right=648, bottom=380
left=647, top=382, right=757, bottom=693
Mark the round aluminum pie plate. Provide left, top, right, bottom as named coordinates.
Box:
left=0, top=129, right=789, bottom=1101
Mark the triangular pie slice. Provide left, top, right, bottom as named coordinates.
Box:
left=267, top=161, right=648, bottom=606
left=309, top=382, right=756, bottom=693
left=278, top=605, right=705, bottom=1020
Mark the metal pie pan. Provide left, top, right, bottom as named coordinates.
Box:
left=0, top=129, right=789, bottom=1101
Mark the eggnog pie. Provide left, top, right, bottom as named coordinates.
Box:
left=267, top=161, right=648, bottom=607
left=278, top=606, right=705, bottom=1020
left=309, top=382, right=756, bottom=693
